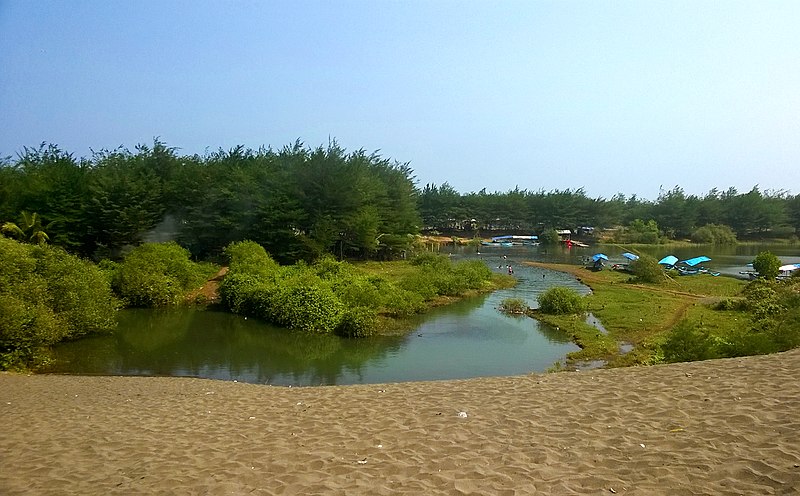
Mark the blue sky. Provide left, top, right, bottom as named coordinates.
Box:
left=1, top=1, right=798, bottom=199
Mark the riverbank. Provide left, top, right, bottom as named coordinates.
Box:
left=3, top=349, right=799, bottom=494
left=523, top=261, right=748, bottom=367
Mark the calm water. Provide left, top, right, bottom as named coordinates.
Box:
left=46, top=256, right=586, bottom=385
left=45, top=243, right=797, bottom=385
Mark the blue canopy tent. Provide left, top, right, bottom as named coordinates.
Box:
left=676, top=256, right=719, bottom=276
left=658, top=255, right=678, bottom=266
left=622, top=252, right=639, bottom=261
left=681, top=256, right=711, bottom=267
left=587, top=253, right=608, bottom=271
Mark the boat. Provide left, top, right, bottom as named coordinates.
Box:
left=777, top=263, right=800, bottom=280
left=612, top=253, right=639, bottom=273
left=658, top=255, right=679, bottom=269
left=482, top=235, right=538, bottom=247
left=676, top=256, right=720, bottom=276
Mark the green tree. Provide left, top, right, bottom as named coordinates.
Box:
left=2, top=211, right=50, bottom=245
left=86, top=147, right=165, bottom=257
left=8, top=144, right=90, bottom=251
left=752, top=251, right=781, bottom=280
left=539, top=228, right=560, bottom=245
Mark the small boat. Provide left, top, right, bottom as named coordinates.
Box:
left=777, top=263, right=800, bottom=280
left=658, top=255, right=679, bottom=269
left=676, top=256, right=720, bottom=276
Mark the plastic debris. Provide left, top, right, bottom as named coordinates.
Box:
left=457, top=411, right=468, bottom=418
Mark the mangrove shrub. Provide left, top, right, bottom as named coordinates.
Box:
left=110, top=242, right=212, bottom=307
left=0, top=237, right=118, bottom=368
left=537, top=286, right=586, bottom=315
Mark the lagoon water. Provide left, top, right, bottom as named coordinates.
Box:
left=45, top=243, right=797, bottom=385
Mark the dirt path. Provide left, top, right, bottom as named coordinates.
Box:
left=186, top=266, right=228, bottom=304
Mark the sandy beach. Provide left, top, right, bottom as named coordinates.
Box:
left=2, top=350, right=799, bottom=495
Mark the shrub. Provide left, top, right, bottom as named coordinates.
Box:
left=0, top=237, right=118, bottom=368
left=713, top=297, right=747, bottom=311
left=629, top=254, right=665, bottom=283
left=270, top=278, right=344, bottom=333
left=431, top=270, right=468, bottom=296
left=382, top=288, right=425, bottom=317
left=330, top=275, right=384, bottom=309
left=33, top=246, right=119, bottom=337
left=752, top=251, right=781, bottom=280
left=399, top=268, right=440, bottom=300
left=112, top=242, right=208, bottom=307
left=537, top=286, right=586, bottom=314
left=661, top=320, right=719, bottom=363
left=538, top=229, right=561, bottom=245
left=615, top=219, right=662, bottom=244
left=499, top=298, right=527, bottom=314
left=409, top=252, right=450, bottom=269
left=453, top=260, right=493, bottom=289
left=224, top=240, right=281, bottom=279
left=335, top=306, right=377, bottom=338
left=691, top=224, right=737, bottom=244
left=219, top=273, right=276, bottom=315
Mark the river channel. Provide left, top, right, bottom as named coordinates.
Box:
left=45, top=243, right=797, bottom=386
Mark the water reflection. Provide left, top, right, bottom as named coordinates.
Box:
left=48, top=243, right=794, bottom=385
left=47, top=254, right=582, bottom=386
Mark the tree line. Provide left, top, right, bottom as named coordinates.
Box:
left=419, top=183, right=800, bottom=240
left=2, top=140, right=799, bottom=264
left=0, top=140, right=419, bottom=262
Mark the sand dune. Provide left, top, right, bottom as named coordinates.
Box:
left=2, top=350, right=799, bottom=495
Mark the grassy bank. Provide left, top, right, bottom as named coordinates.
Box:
left=356, top=260, right=517, bottom=305
left=524, top=262, right=748, bottom=367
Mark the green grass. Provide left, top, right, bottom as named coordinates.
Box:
left=355, top=260, right=421, bottom=283
left=355, top=260, right=516, bottom=293
left=529, top=262, right=748, bottom=367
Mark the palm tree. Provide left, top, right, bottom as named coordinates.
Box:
left=1, top=211, right=50, bottom=245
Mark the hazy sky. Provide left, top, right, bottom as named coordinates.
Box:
left=1, top=1, right=798, bottom=199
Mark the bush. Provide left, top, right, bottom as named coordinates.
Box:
left=409, top=252, right=450, bottom=269
left=0, top=237, right=118, bottom=368
left=335, top=306, right=377, bottom=338
left=615, top=219, right=662, bottom=244
left=224, top=240, right=281, bottom=279
left=537, top=286, right=586, bottom=314
left=691, top=224, right=737, bottom=244
left=399, top=268, right=439, bottom=300
left=752, top=251, right=781, bottom=280
left=270, top=278, right=344, bottom=333
left=538, top=229, right=561, bottom=245
left=629, top=254, right=666, bottom=283
left=453, top=260, right=493, bottom=289
left=330, top=275, right=384, bottom=309
left=112, top=242, right=209, bottom=307
left=382, top=288, right=425, bottom=317
left=499, top=298, right=527, bottom=314
left=219, top=273, right=277, bottom=316
left=661, top=320, right=719, bottom=363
